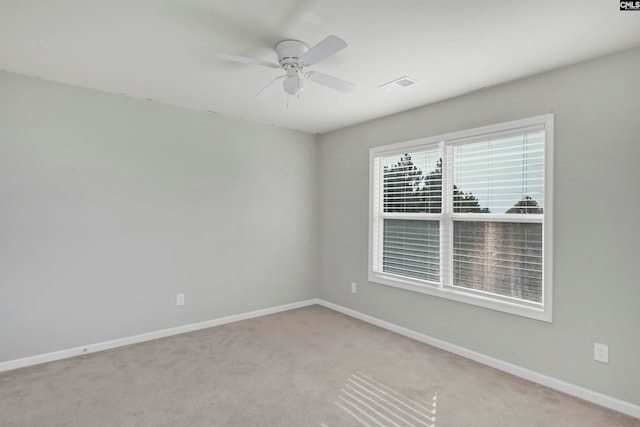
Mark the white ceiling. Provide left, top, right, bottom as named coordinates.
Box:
left=2, top=1, right=640, bottom=134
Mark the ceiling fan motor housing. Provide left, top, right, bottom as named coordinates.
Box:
left=275, top=40, right=309, bottom=70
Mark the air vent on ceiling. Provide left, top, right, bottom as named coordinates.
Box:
left=379, top=76, right=419, bottom=91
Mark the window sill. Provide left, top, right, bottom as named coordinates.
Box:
left=368, top=271, right=552, bottom=322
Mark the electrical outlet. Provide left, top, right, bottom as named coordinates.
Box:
left=176, top=293, right=185, bottom=306
left=351, top=282, right=357, bottom=293
left=594, top=342, right=608, bottom=363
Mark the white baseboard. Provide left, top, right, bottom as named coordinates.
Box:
left=0, top=299, right=319, bottom=373
left=316, top=299, right=640, bottom=420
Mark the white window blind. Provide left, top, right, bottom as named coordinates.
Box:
left=371, top=148, right=442, bottom=284
left=382, top=151, right=442, bottom=214
left=449, top=130, right=544, bottom=304
left=369, top=115, right=553, bottom=321
left=384, top=219, right=440, bottom=282
left=451, top=129, right=544, bottom=214
left=452, top=221, right=543, bottom=302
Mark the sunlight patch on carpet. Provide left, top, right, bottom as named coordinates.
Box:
left=324, top=371, right=437, bottom=427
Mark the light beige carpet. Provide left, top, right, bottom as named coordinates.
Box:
left=0, top=305, right=638, bottom=426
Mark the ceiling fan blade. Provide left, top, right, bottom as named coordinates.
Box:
left=306, top=71, right=356, bottom=93
left=300, top=35, right=347, bottom=66
left=214, top=53, right=280, bottom=69
left=255, top=75, right=287, bottom=99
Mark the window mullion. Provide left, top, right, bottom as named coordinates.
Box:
left=441, top=144, right=454, bottom=288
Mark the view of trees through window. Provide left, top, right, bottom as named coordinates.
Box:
left=382, top=153, right=544, bottom=303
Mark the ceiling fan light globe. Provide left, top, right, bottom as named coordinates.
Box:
left=283, top=76, right=304, bottom=96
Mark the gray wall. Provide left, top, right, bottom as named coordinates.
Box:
left=0, top=72, right=319, bottom=362
left=318, top=48, right=640, bottom=405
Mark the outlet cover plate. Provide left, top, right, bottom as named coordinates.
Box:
left=594, top=342, right=608, bottom=363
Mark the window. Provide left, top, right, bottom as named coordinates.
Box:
left=369, top=115, right=553, bottom=321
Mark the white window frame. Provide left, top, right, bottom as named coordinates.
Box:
left=369, top=114, right=553, bottom=322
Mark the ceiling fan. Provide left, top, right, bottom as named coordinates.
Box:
left=214, top=35, right=356, bottom=99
